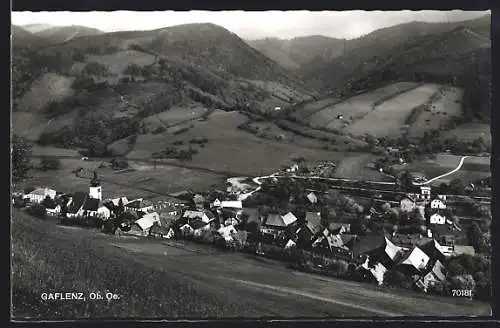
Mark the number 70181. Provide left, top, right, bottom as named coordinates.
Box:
left=452, top=289, right=473, bottom=297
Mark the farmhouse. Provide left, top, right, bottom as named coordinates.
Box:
left=220, top=200, right=243, bottom=209
left=352, top=235, right=403, bottom=269
left=429, top=212, right=447, bottom=225
left=419, top=239, right=448, bottom=262
left=312, top=235, right=351, bottom=257
left=110, top=197, right=129, bottom=207
left=182, top=210, right=214, bottom=223
left=306, top=192, right=318, bottom=204
left=430, top=198, right=447, bottom=209
left=261, top=212, right=298, bottom=237
left=415, top=260, right=446, bottom=293
left=211, top=198, right=221, bottom=208
left=23, top=187, right=57, bottom=204
left=191, top=219, right=211, bottom=237
left=149, top=224, right=175, bottom=239
left=217, top=225, right=237, bottom=242
left=398, top=246, right=431, bottom=274
left=328, top=222, right=351, bottom=235
left=45, top=203, right=61, bottom=216
left=135, top=212, right=161, bottom=232
left=193, top=194, right=205, bottom=209
left=400, top=196, right=416, bottom=212
left=360, top=258, right=388, bottom=286
left=124, top=199, right=154, bottom=215
left=304, top=212, right=322, bottom=235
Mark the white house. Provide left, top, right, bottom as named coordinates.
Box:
left=212, top=198, right=221, bottom=208
left=430, top=199, right=446, bottom=209
left=24, top=188, right=57, bottom=204
left=217, top=225, right=237, bottom=242
left=182, top=210, right=213, bottom=223
left=361, top=257, right=388, bottom=286
left=136, top=212, right=160, bottom=229
left=110, top=197, right=129, bottom=207
left=220, top=200, right=243, bottom=209
left=430, top=213, right=446, bottom=225
left=46, top=204, right=61, bottom=216
left=286, top=164, right=299, bottom=173
left=400, top=196, right=416, bottom=212
left=307, top=192, right=318, bottom=204
left=399, top=246, right=430, bottom=272
left=420, top=186, right=431, bottom=200
left=125, top=198, right=154, bottom=215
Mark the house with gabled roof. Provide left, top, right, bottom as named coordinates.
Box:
left=124, top=198, right=154, bottom=215
left=400, top=195, right=416, bottom=212
left=220, top=200, right=243, bottom=209
left=312, top=234, right=352, bottom=257
left=420, top=239, right=448, bottom=262
left=415, top=259, right=446, bottom=293
left=261, top=212, right=298, bottom=240
left=306, top=192, right=318, bottom=204
left=430, top=198, right=446, bottom=209
left=397, top=246, right=431, bottom=275
left=360, top=258, right=388, bottom=286
left=24, top=187, right=57, bottom=204
left=182, top=210, right=214, bottom=223
left=352, top=235, right=404, bottom=269
left=328, top=222, right=351, bottom=235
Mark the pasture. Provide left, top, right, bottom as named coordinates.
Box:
left=128, top=109, right=355, bottom=175
left=334, top=153, right=390, bottom=181
left=86, top=50, right=157, bottom=75
left=12, top=112, right=48, bottom=141
left=440, top=123, right=491, bottom=145
left=291, top=97, right=339, bottom=121
left=246, top=80, right=313, bottom=103
left=306, top=82, right=420, bottom=130
left=393, top=154, right=490, bottom=184
left=346, top=83, right=440, bottom=138
left=15, top=73, right=75, bottom=113
left=141, top=105, right=209, bottom=132
left=406, top=86, right=464, bottom=139
left=31, top=145, right=80, bottom=157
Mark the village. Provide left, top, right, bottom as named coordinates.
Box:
left=11, top=158, right=491, bottom=300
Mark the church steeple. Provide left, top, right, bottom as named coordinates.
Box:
left=89, top=171, right=102, bottom=200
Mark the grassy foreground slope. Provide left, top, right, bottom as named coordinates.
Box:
left=11, top=209, right=491, bottom=319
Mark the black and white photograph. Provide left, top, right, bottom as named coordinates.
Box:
left=10, top=9, right=492, bottom=319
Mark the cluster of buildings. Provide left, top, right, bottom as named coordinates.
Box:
left=13, top=169, right=478, bottom=295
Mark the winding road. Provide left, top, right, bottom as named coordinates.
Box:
left=414, top=156, right=469, bottom=186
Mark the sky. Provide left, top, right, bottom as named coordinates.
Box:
left=11, top=10, right=490, bottom=40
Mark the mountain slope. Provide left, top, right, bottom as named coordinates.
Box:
left=298, top=15, right=490, bottom=122
left=11, top=25, right=51, bottom=52
left=21, top=23, right=54, bottom=34
left=247, top=35, right=345, bottom=70
left=35, top=25, right=104, bottom=43
left=12, top=23, right=316, bottom=154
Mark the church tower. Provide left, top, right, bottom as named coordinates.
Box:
left=89, top=171, right=102, bottom=200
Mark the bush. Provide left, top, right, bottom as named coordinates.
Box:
left=26, top=204, right=47, bottom=219
left=384, top=270, right=413, bottom=289
left=40, top=157, right=61, bottom=171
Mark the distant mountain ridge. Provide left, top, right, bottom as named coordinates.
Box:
left=247, top=35, right=345, bottom=70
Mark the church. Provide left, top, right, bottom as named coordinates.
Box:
left=65, top=172, right=111, bottom=220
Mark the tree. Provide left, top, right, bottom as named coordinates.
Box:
left=446, top=260, right=467, bottom=276
left=384, top=270, right=413, bottom=289
left=397, top=170, right=414, bottom=191
left=27, top=203, right=47, bottom=218
left=40, top=157, right=61, bottom=171
left=449, top=178, right=465, bottom=195
left=12, top=134, right=32, bottom=180
left=117, top=198, right=125, bottom=216
left=381, top=202, right=391, bottom=212
left=42, top=196, right=57, bottom=209
left=467, top=222, right=488, bottom=253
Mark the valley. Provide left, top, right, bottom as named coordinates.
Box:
left=10, top=12, right=492, bottom=320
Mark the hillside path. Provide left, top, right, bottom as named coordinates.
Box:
left=415, top=156, right=469, bottom=185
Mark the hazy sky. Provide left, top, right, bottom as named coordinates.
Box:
left=11, top=10, right=489, bottom=40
